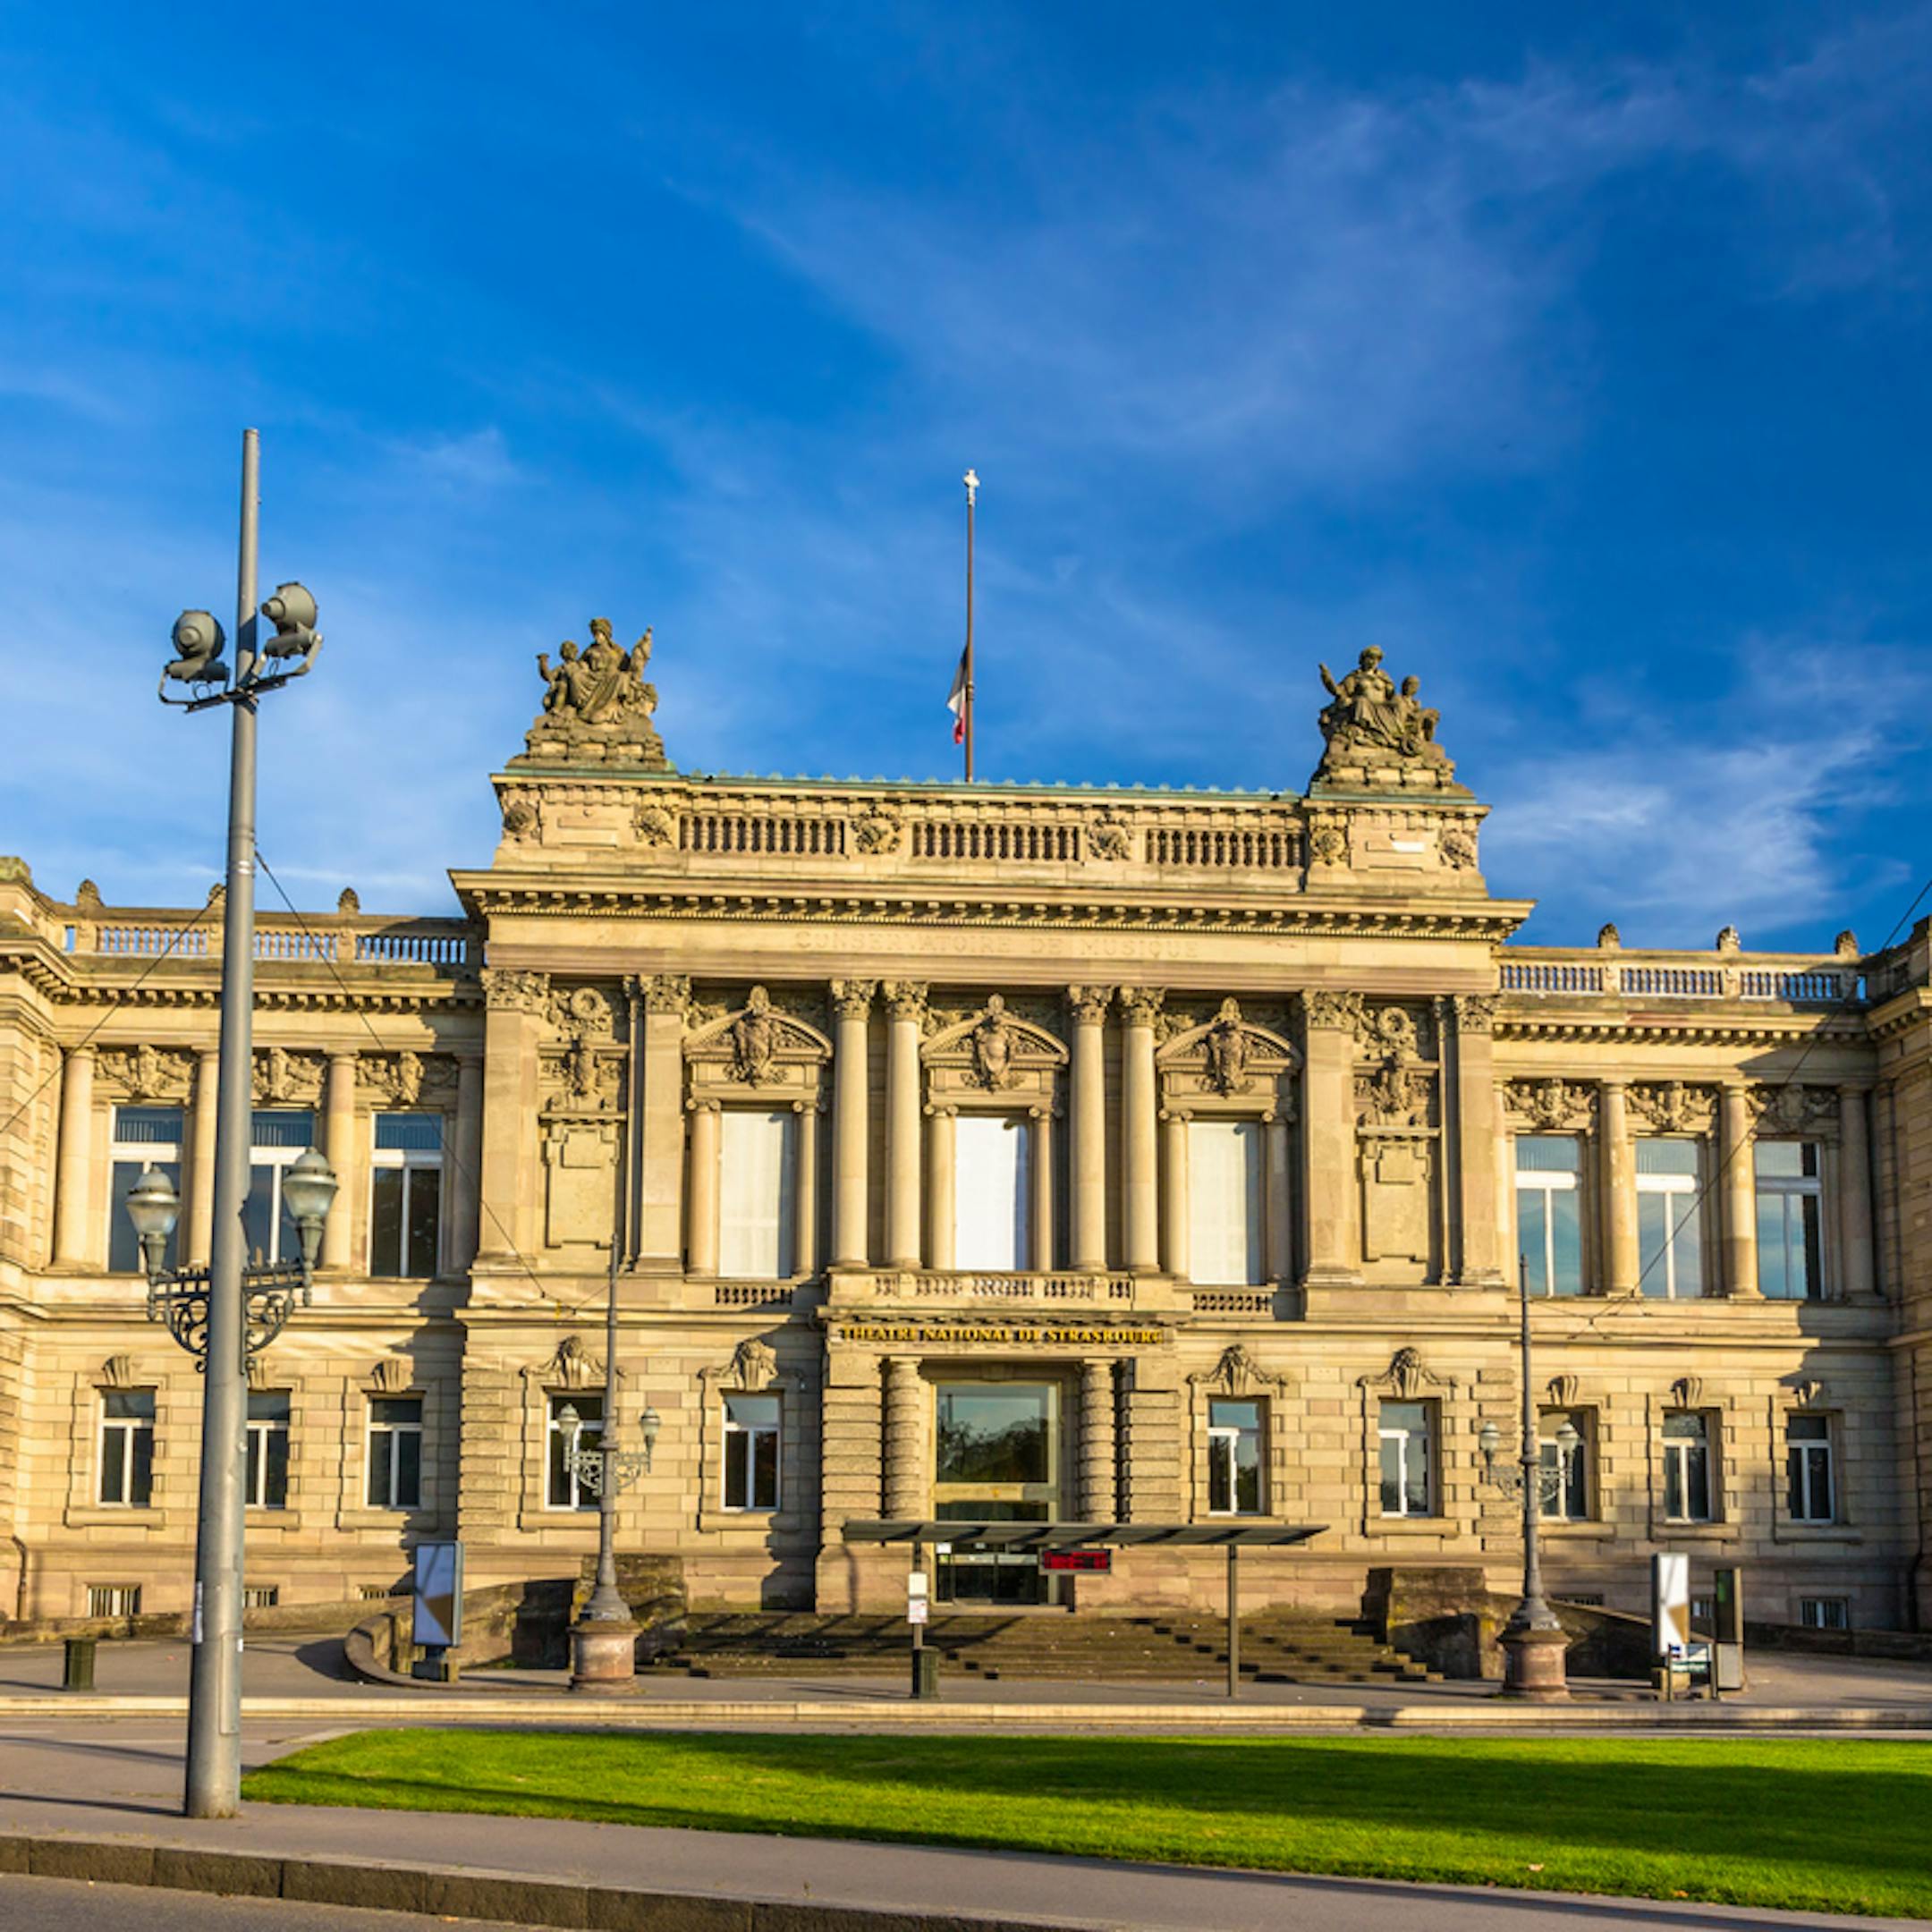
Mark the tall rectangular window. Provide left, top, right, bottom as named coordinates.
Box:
left=719, top=1109, right=798, bottom=1279
left=1636, top=1140, right=1705, bottom=1298
left=371, top=1114, right=443, bottom=1279
left=723, top=1392, right=781, bottom=1511
left=367, top=1396, right=423, bottom=1510
left=1538, top=1409, right=1591, bottom=1521
left=109, top=1106, right=183, bottom=1275
left=1188, top=1120, right=1263, bottom=1286
left=1663, top=1411, right=1714, bottom=1522
left=1207, top=1398, right=1264, bottom=1515
left=953, top=1114, right=1032, bottom=1271
left=98, top=1390, right=155, bottom=1506
left=1377, top=1401, right=1435, bottom=1517
left=1757, top=1141, right=1825, bottom=1301
left=243, top=1110, right=316, bottom=1264
left=245, top=1391, right=291, bottom=1509
left=1786, top=1414, right=1835, bottom=1523
left=547, top=1393, right=602, bottom=1510
left=1515, top=1137, right=1583, bottom=1296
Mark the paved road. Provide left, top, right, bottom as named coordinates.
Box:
left=0, top=1873, right=538, bottom=1929
left=0, top=1716, right=1916, bottom=1931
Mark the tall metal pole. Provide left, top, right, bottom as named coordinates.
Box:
left=1516, top=1260, right=1545, bottom=1617
left=184, top=428, right=260, bottom=1818
left=1496, top=1250, right=1567, bottom=1698
left=583, top=1240, right=626, bottom=1622
left=963, top=470, right=976, bottom=784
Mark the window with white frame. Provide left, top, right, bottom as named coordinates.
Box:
left=1188, top=1119, right=1263, bottom=1286
left=109, top=1106, right=183, bottom=1274
left=1757, top=1141, right=1825, bottom=1301
left=953, top=1113, right=1032, bottom=1271
left=547, top=1393, right=602, bottom=1510
left=1377, top=1401, right=1435, bottom=1517
left=723, top=1392, right=781, bottom=1511
left=1538, top=1408, right=1591, bottom=1521
left=245, top=1391, right=291, bottom=1508
left=1636, top=1140, right=1706, bottom=1298
left=1786, top=1414, right=1835, bottom=1523
left=1662, top=1410, right=1715, bottom=1522
left=367, top=1395, right=423, bottom=1510
left=1515, top=1136, right=1583, bottom=1296
left=719, top=1109, right=798, bottom=1279
left=371, top=1114, right=443, bottom=1278
left=98, top=1389, right=155, bottom=1506
left=1799, top=1597, right=1849, bottom=1631
left=1208, top=1398, right=1264, bottom=1514
left=243, top=1110, right=316, bottom=1263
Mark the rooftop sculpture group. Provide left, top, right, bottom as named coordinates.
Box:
left=516, top=618, right=671, bottom=769
left=1313, top=647, right=1458, bottom=790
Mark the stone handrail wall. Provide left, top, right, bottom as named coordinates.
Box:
left=1502, top=950, right=1860, bottom=1005
left=62, top=912, right=478, bottom=970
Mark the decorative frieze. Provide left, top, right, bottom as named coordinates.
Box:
left=252, top=1046, right=324, bottom=1106
left=1627, top=1080, right=1716, bottom=1136
left=1748, top=1083, right=1839, bottom=1137
left=1503, top=1077, right=1596, bottom=1133
left=359, top=1051, right=457, bottom=1109
left=97, top=1045, right=194, bottom=1102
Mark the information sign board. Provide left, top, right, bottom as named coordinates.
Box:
left=412, top=1541, right=464, bottom=1649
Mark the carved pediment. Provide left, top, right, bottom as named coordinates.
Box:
left=367, top=1358, right=413, bottom=1394
left=530, top=1333, right=606, bottom=1392
left=1157, top=999, right=1298, bottom=1101
left=685, top=989, right=833, bottom=1080
left=1546, top=1373, right=1581, bottom=1408
left=923, top=996, right=1068, bottom=1094
left=1787, top=1377, right=1828, bottom=1410
left=1190, top=1343, right=1289, bottom=1397
left=97, top=1354, right=137, bottom=1390
left=1670, top=1376, right=1705, bottom=1410
left=1360, top=1345, right=1450, bottom=1401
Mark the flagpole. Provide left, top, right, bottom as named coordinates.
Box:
left=963, top=469, right=978, bottom=784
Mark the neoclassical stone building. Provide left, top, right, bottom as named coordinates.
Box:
left=1, top=632, right=1927, bottom=1633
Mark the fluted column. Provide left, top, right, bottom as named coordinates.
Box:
left=1264, top=1114, right=1292, bottom=1284
left=1120, top=988, right=1162, bottom=1273
left=927, top=1106, right=956, bottom=1271
left=1451, top=995, right=1504, bottom=1287
left=1599, top=1078, right=1638, bottom=1298
left=1080, top=1360, right=1118, bottom=1520
left=52, top=1046, right=95, bottom=1267
left=1720, top=1080, right=1759, bottom=1297
left=1030, top=1109, right=1055, bottom=1272
left=830, top=981, right=875, bottom=1268
left=1301, top=993, right=1360, bottom=1284
left=792, top=1100, right=819, bottom=1280
left=451, top=1047, right=483, bottom=1272
left=1069, top=986, right=1113, bottom=1272
left=883, top=1357, right=928, bottom=1518
left=883, top=983, right=927, bottom=1270
left=686, top=1100, right=720, bottom=1276
left=1838, top=1085, right=1875, bottom=1299
left=187, top=1046, right=220, bottom=1264
left=637, top=975, right=691, bottom=1273
left=322, top=1050, right=357, bottom=1269
left=1160, top=1113, right=1191, bottom=1280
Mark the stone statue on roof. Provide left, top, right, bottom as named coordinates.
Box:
left=1313, top=648, right=1457, bottom=790
left=518, top=617, right=671, bottom=770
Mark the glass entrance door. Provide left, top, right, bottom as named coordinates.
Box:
left=932, top=1381, right=1061, bottom=1605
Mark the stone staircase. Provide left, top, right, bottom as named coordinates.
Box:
left=643, top=1610, right=1444, bottom=1685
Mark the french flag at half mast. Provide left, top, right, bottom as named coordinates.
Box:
left=946, top=645, right=968, bottom=745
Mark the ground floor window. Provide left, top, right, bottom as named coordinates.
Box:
left=724, top=1392, right=781, bottom=1511
left=1786, top=1414, right=1835, bottom=1523
left=1207, top=1398, right=1264, bottom=1514
left=1538, top=1408, right=1591, bottom=1521
left=1799, top=1597, right=1849, bottom=1631
left=1663, top=1410, right=1715, bottom=1522
left=547, top=1393, right=602, bottom=1510
left=245, top=1391, right=291, bottom=1509
left=98, top=1389, right=155, bottom=1506
left=367, top=1395, right=423, bottom=1510
left=1377, top=1401, right=1435, bottom=1517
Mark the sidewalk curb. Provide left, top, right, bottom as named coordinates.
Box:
left=4, top=1694, right=1932, bottom=1729
left=0, top=1829, right=1083, bottom=1931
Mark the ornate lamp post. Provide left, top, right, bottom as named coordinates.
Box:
left=135, top=428, right=326, bottom=1818
left=557, top=1249, right=663, bottom=1694
left=1477, top=1258, right=1581, bottom=1700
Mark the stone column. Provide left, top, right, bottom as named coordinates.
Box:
left=186, top=1046, right=220, bottom=1265
left=883, top=983, right=927, bottom=1271
left=1120, top=989, right=1162, bottom=1274
left=51, top=1046, right=94, bottom=1268
left=686, top=1100, right=720, bottom=1276
left=1161, top=1113, right=1191, bottom=1281
left=926, top=1106, right=956, bottom=1272
left=477, top=970, right=548, bottom=1263
left=1838, top=1085, right=1875, bottom=1299
left=322, top=1051, right=357, bottom=1270
left=882, top=1357, right=927, bottom=1519
left=450, top=1047, right=484, bottom=1272
left=637, top=976, right=691, bottom=1273
left=1030, top=1109, right=1055, bottom=1273
left=1720, top=1080, right=1759, bottom=1297
left=1599, top=1078, right=1639, bottom=1298
left=1264, top=1114, right=1293, bottom=1284
left=1451, top=996, right=1505, bottom=1287
left=792, top=1100, right=819, bottom=1280
left=1301, top=993, right=1360, bottom=1284
left=1068, top=986, right=1113, bottom=1272
left=1080, top=1360, right=1117, bottom=1520
left=830, top=982, right=875, bottom=1269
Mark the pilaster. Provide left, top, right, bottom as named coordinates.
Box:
left=884, top=982, right=927, bottom=1271
left=1720, top=1080, right=1760, bottom=1297
left=1069, top=986, right=1112, bottom=1272
left=830, top=981, right=875, bottom=1268
left=686, top=1099, right=720, bottom=1277
left=51, top=1046, right=94, bottom=1269
left=1120, top=988, right=1162, bottom=1273
left=1599, top=1077, right=1638, bottom=1298
left=1451, top=994, right=1504, bottom=1286
left=1080, top=1360, right=1118, bottom=1519
left=1300, top=992, right=1360, bottom=1285
left=322, top=1050, right=357, bottom=1270
left=637, top=974, right=690, bottom=1273
left=1839, top=1084, right=1875, bottom=1299
left=882, top=1357, right=928, bottom=1519
left=451, top=1048, right=483, bottom=1272
left=477, top=969, right=548, bottom=1265
left=926, top=1105, right=955, bottom=1271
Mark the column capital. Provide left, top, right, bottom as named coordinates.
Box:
left=1067, top=984, right=1114, bottom=1024
left=1301, top=989, right=1365, bottom=1032
left=1119, top=987, right=1166, bottom=1028
left=480, top=967, right=550, bottom=1013
left=637, top=973, right=691, bottom=1015
left=882, top=980, right=929, bottom=1022
left=830, top=979, right=877, bottom=1020
left=327, top=1047, right=359, bottom=1068
left=64, top=1042, right=97, bottom=1064
left=1452, top=993, right=1501, bottom=1034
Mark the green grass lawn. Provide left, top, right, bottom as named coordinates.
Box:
left=243, top=1729, right=1932, bottom=1919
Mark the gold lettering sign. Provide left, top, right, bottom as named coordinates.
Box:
left=834, top=1323, right=1166, bottom=1347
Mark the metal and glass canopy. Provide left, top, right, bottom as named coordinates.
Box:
left=840, top=1521, right=1324, bottom=1548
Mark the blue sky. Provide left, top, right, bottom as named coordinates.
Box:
left=2, top=4, right=1928, bottom=951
